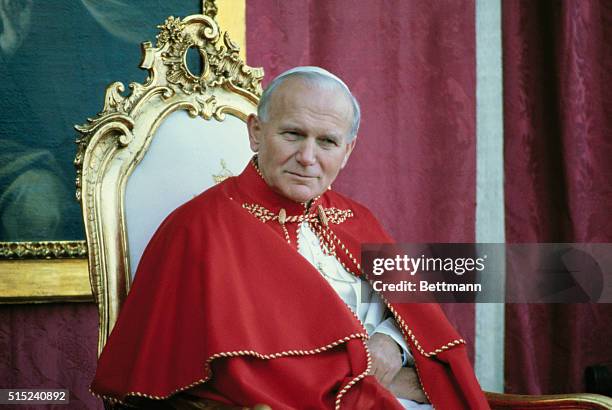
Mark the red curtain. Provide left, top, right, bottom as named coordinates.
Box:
left=503, top=0, right=612, bottom=394
left=0, top=304, right=101, bottom=408
left=247, top=0, right=477, bottom=359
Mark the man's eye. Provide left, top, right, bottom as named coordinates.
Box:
left=282, top=131, right=300, bottom=139
left=320, top=138, right=339, bottom=147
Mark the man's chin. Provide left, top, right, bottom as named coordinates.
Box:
left=283, top=187, right=322, bottom=204
left=286, top=194, right=315, bottom=204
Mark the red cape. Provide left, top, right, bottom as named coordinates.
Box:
left=92, top=160, right=489, bottom=409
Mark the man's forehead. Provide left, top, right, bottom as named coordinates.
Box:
left=267, top=78, right=354, bottom=118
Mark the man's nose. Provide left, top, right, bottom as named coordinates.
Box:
left=295, top=138, right=316, bottom=166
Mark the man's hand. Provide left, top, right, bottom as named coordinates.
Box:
left=388, top=367, right=430, bottom=404
left=367, top=333, right=403, bottom=387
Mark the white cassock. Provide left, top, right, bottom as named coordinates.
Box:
left=298, top=223, right=432, bottom=409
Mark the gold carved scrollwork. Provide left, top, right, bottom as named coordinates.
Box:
left=75, top=15, right=262, bottom=200
left=155, top=16, right=262, bottom=96
left=203, top=0, right=218, bottom=20
left=0, top=241, right=87, bottom=259
left=195, top=95, right=218, bottom=120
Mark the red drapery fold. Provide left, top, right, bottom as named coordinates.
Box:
left=503, top=0, right=612, bottom=394
left=247, top=0, right=477, bottom=360
left=0, top=304, right=101, bottom=409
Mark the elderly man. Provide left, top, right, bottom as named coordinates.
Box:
left=91, top=67, right=488, bottom=409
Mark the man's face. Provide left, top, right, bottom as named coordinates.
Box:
left=247, top=78, right=356, bottom=203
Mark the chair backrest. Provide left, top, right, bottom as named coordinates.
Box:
left=75, top=13, right=263, bottom=354
left=125, top=111, right=253, bottom=279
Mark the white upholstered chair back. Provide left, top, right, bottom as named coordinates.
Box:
left=125, top=111, right=252, bottom=278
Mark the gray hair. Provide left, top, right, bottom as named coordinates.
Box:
left=257, top=66, right=361, bottom=141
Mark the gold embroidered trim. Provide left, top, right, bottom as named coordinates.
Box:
left=334, top=339, right=372, bottom=410
left=242, top=202, right=355, bottom=248
left=242, top=204, right=353, bottom=225
left=91, top=333, right=370, bottom=407
left=326, top=224, right=361, bottom=272
left=410, top=353, right=432, bottom=404
left=252, top=155, right=264, bottom=178
left=390, top=301, right=465, bottom=357
left=241, top=203, right=276, bottom=223
left=323, top=208, right=353, bottom=224
left=312, top=220, right=336, bottom=256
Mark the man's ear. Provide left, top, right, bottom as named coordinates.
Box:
left=247, top=114, right=262, bottom=152
left=341, top=139, right=357, bottom=169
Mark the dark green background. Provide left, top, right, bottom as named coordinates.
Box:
left=0, top=1, right=200, bottom=241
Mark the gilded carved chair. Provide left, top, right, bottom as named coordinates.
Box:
left=75, top=9, right=612, bottom=410
left=75, top=11, right=261, bottom=408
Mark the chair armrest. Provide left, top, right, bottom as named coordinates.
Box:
left=486, top=391, right=612, bottom=409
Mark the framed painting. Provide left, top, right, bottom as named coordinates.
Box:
left=0, top=0, right=245, bottom=302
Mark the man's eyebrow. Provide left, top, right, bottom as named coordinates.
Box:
left=278, top=123, right=343, bottom=140
left=279, top=123, right=304, bottom=132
